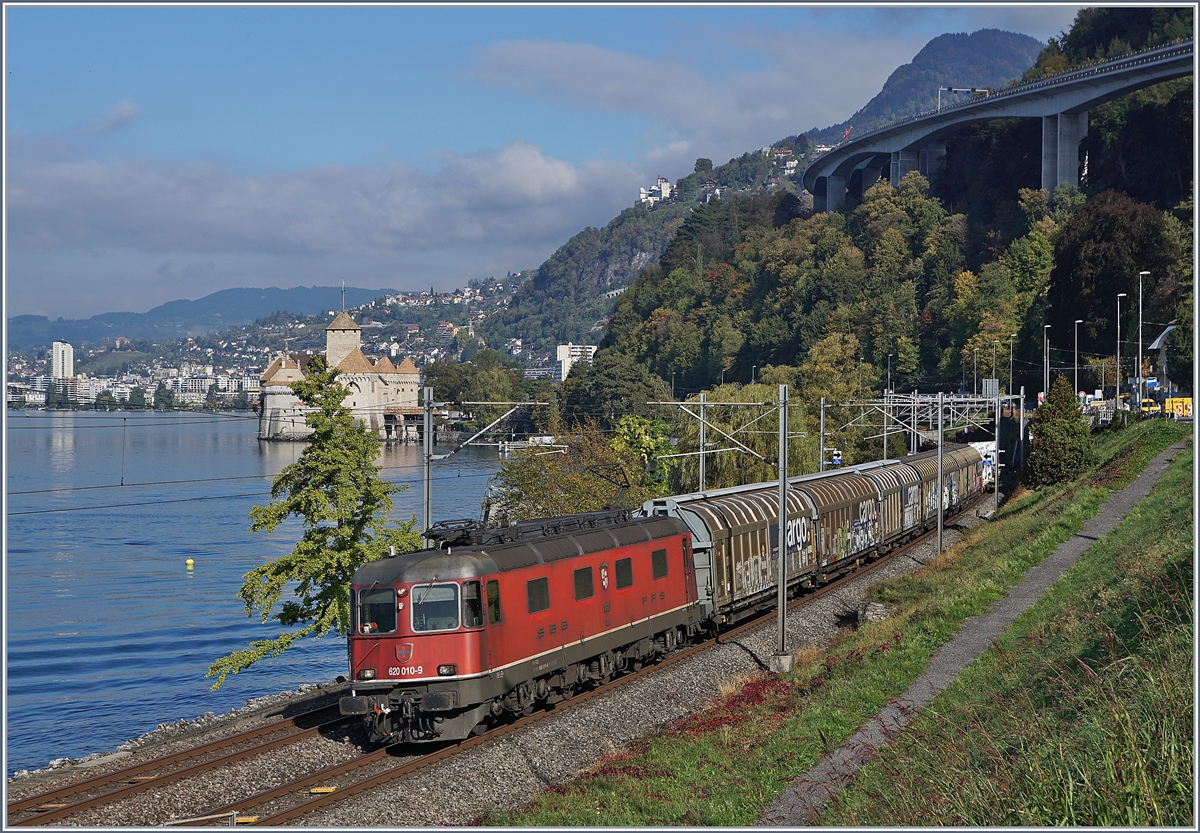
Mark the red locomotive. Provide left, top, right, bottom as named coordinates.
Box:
left=340, top=444, right=987, bottom=743
left=339, top=511, right=701, bottom=742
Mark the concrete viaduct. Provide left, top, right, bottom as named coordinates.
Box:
left=803, top=39, right=1194, bottom=213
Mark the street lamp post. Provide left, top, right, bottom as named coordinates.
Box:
left=1074, top=319, right=1083, bottom=398
left=1117, top=293, right=1127, bottom=407
left=1009, top=333, right=1017, bottom=395
left=1043, top=325, right=1051, bottom=397
left=992, top=339, right=998, bottom=387
left=1138, top=271, right=1149, bottom=410
left=973, top=347, right=978, bottom=396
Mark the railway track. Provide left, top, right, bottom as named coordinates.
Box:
left=5, top=705, right=346, bottom=826
left=9, top=497, right=988, bottom=826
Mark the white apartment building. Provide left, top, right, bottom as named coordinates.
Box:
left=51, top=341, right=74, bottom=379
left=555, top=343, right=597, bottom=382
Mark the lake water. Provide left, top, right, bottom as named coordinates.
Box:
left=4, top=410, right=498, bottom=777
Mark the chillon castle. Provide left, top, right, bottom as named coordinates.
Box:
left=258, top=312, right=424, bottom=441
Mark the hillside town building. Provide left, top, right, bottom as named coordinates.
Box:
left=639, top=176, right=674, bottom=205
left=258, top=312, right=424, bottom=441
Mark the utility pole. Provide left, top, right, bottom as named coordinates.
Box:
left=1018, top=386, right=1025, bottom=470
left=1009, top=333, right=1016, bottom=396
left=1043, top=325, right=1051, bottom=397
left=771, top=384, right=792, bottom=674
left=698, top=392, right=707, bottom=492
left=994, top=389, right=1001, bottom=508
left=937, top=391, right=944, bottom=555
left=1074, top=319, right=1083, bottom=398
left=1116, top=294, right=1124, bottom=403
left=423, top=386, right=433, bottom=546
left=818, top=397, right=826, bottom=472
left=884, top=353, right=891, bottom=461
left=1138, top=271, right=1148, bottom=410
left=974, top=347, right=978, bottom=396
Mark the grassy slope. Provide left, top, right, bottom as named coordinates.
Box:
left=479, top=420, right=1192, bottom=826
left=825, top=435, right=1194, bottom=825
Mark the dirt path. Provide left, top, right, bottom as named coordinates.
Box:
left=756, top=438, right=1191, bottom=826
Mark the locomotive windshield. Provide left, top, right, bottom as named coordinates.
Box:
left=412, top=583, right=460, bottom=631
left=358, top=586, right=397, bottom=634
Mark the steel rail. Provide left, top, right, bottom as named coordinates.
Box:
left=5, top=705, right=344, bottom=826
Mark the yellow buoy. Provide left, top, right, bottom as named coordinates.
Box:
left=185, top=558, right=194, bottom=570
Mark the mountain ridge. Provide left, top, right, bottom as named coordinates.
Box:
left=807, top=29, right=1044, bottom=144
left=8, top=285, right=397, bottom=350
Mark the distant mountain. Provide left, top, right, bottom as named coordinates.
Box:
left=8, top=285, right=396, bottom=350
left=807, top=29, right=1044, bottom=144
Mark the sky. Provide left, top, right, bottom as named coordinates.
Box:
left=4, top=3, right=1084, bottom=321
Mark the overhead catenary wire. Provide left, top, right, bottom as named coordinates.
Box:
left=6, top=469, right=498, bottom=517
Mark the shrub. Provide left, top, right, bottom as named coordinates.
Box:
left=1022, top=375, right=1095, bottom=487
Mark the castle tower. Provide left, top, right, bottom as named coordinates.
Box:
left=325, top=312, right=362, bottom=369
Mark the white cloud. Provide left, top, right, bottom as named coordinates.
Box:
left=6, top=137, right=641, bottom=258
left=5, top=130, right=656, bottom=317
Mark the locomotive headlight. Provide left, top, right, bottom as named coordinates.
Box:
left=437, top=664, right=457, bottom=676
left=357, top=668, right=377, bottom=681
left=396, top=586, right=408, bottom=598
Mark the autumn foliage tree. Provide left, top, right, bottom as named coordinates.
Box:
left=487, top=417, right=671, bottom=522
left=207, top=357, right=421, bottom=689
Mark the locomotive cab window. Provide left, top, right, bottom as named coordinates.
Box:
left=487, top=579, right=502, bottom=624
left=411, top=583, right=459, bottom=632
left=574, top=566, right=594, bottom=601
left=462, top=580, right=483, bottom=628
left=527, top=576, right=550, bottom=614
left=615, top=557, right=633, bottom=589
left=651, top=548, right=668, bottom=579
left=357, top=586, right=397, bottom=635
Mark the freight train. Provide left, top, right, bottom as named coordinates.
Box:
left=339, top=444, right=987, bottom=743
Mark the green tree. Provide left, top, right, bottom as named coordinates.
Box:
left=153, top=383, right=175, bottom=409
left=668, top=378, right=813, bottom=493
left=94, top=390, right=118, bottom=410
left=1166, top=297, right=1193, bottom=390
left=421, top=357, right=464, bottom=402
left=1021, top=375, right=1095, bottom=488
left=560, top=350, right=670, bottom=430
left=1047, top=191, right=1182, bottom=360
left=207, top=357, right=421, bottom=689
left=127, top=386, right=147, bottom=408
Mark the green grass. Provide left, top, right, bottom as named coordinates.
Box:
left=477, top=421, right=1192, bottom=827
left=75, top=350, right=154, bottom=375
left=824, top=446, right=1194, bottom=826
